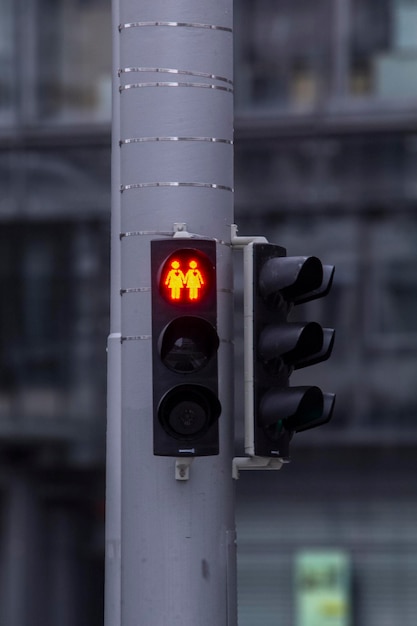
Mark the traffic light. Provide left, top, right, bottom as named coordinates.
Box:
left=246, top=242, right=335, bottom=460
left=151, top=239, right=221, bottom=456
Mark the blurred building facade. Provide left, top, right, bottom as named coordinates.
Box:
left=0, top=1, right=111, bottom=624
left=1, top=0, right=417, bottom=625
left=234, top=1, right=417, bottom=624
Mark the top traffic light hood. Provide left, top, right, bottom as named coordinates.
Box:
left=293, top=264, right=335, bottom=305
left=259, top=255, right=323, bottom=304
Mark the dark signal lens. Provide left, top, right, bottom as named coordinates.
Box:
left=158, top=384, right=221, bottom=440
left=159, top=317, right=219, bottom=373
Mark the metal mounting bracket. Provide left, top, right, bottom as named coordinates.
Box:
left=175, top=458, right=194, bottom=481
left=173, top=222, right=189, bottom=236
left=232, top=456, right=286, bottom=480
left=230, top=223, right=268, bottom=249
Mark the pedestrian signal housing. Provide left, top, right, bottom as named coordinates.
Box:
left=151, top=239, right=221, bottom=456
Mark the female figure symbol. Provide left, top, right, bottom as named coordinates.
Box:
left=164, top=260, right=185, bottom=300
left=184, top=260, right=204, bottom=300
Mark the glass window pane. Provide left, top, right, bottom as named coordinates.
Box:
left=0, top=222, right=109, bottom=422
left=368, top=216, right=417, bottom=340
left=350, top=0, right=417, bottom=99
left=0, top=0, right=15, bottom=124
left=37, top=0, right=112, bottom=123
left=235, top=0, right=333, bottom=112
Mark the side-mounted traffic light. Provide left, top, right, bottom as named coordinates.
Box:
left=151, top=239, right=221, bottom=456
left=245, top=242, right=335, bottom=460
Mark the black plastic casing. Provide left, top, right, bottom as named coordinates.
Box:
left=151, top=239, right=220, bottom=456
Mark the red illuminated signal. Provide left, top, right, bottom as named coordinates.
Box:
left=160, top=250, right=213, bottom=304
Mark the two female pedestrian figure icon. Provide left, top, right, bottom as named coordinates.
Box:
left=165, top=259, right=205, bottom=301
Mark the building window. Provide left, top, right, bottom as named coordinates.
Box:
left=0, top=221, right=109, bottom=421
left=235, top=0, right=333, bottom=111
left=350, top=0, right=417, bottom=100
left=36, top=0, right=111, bottom=123
left=376, top=261, right=417, bottom=336
left=0, top=0, right=15, bottom=125
left=365, top=216, right=417, bottom=347
left=235, top=0, right=417, bottom=114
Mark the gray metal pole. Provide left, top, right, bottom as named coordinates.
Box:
left=104, top=0, right=122, bottom=622
left=105, top=0, right=236, bottom=624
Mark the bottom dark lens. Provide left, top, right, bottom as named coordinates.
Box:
left=158, top=385, right=221, bottom=441
left=168, top=399, right=208, bottom=436
left=264, top=419, right=285, bottom=442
